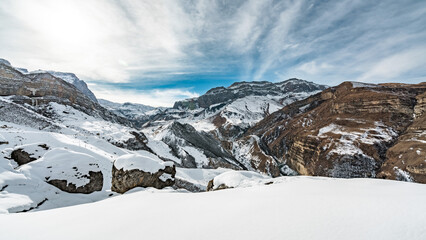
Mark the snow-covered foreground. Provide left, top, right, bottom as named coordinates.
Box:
left=1, top=177, right=425, bottom=240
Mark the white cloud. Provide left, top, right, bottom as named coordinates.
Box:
left=358, top=47, right=426, bottom=82
left=91, top=85, right=199, bottom=107
left=0, top=0, right=194, bottom=83
left=297, top=61, right=333, bottom=75
left=1, top=0, right=425, bottom=89
left=253, top=0, right=304, bottom=81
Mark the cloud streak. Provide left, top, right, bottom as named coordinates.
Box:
left=90, top=84, right=199, bottom=107
left=1, top=0, right=425, bottom=106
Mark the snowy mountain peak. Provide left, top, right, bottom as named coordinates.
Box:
left=0, top=58, right=11, bottom=66
left=98, top=99, right=160, bottom=120
left=173, top=79, right=327, bottom=110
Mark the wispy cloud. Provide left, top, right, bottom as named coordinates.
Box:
left=1, top=0, right=426, bottom=106
left=90, top=84, right=199, bottom=107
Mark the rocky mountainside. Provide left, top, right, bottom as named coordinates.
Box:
left=142, top=79, right=326, bottom=137
left=245, top=81, right=426, bottom=183
left=174, top=78, right=326, bottom=109
left=137, top=79, right=327, bottom=176
left=0, top=61, right=131, bottom=127
left=0, top=58, right=98, bottom=103
left=46, top=71, right=98, bottom=103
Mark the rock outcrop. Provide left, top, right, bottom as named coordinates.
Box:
left=0, top=61, right=135, bottom=129
left=111, top=154, right=176, bottom=193
left=10, top=144, right=50, bottom=166
left=0, top=63, right=97, bottom=110
left=377, top=90, right=426, bottom=183
left=247, top=82, right=426, bottom=182
left=160, top=122, right=244, bottom=169
left=47, top=71, right=98, bottom=103
left=48, top=171, right=103, bottom=194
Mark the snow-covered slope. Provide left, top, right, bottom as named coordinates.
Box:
left=0, top=177, right=425, bottom=240
left=0, top=96, right=230, bottom=213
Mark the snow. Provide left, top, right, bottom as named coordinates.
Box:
left=20, top=148, right=102, bottom=187
left=8, top=143, right=49, bottom=160
left=175, top=167, right=231, bottom=190
left=394, top=167, right=413, bottom=182
left=114, top=153, right=173, bottom=173
left=0, top=177, right=425, bottom=240
left=182, top=146, right=209, bottom=167
left=210, top=170, right=271, bottom=189
left=145, top=138, right=181, bottom=164
left=318, top=122, right=398, bottom=156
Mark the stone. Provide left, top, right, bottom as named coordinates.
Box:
left=47, top=171, right=103, bottom=194
left=111, top=162, right=176, bottom=194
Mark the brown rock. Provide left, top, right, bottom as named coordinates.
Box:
left=10, top=149, right=37, bottom=165
left=47, top=171, right=103, bottom=194
left=111, top=164, right=176, bottom=194
left=246, top=81, right=426, bottom=182
left=206, top=179, right=231, bottom=191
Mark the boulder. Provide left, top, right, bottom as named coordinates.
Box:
left=20, top=148, right=106, bottom=194
left=10, top=143, right=50, bottom=165
left=111, top=153, right=176, bottom=194
left=48, top=171, right=103, bottom=194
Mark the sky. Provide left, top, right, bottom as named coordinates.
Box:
left=1, top=0, right=426, bottom=107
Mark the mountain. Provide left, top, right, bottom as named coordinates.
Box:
left=245, top=81, right=426, bottom=183
left=99, top=99, right=161, bottom=120
left=47, top=71, right=98, bottom=103
left=143, top=79, right=327, bottom=136
left=138, top=79, right=327, bottom=176
left=28, top=70, right=98, bottom=103
left=0, top=58, right=98, bottom=103
left=173, top=78, right=327, bottom=109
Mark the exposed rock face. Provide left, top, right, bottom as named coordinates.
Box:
left=377, top=91, right=426, bottom=183
left=111, top=164, right=176, bottom=194
left=229, top=136, right=281, bottom=177
left=47, top=71, right=98, bottom=103
left=113, top=131, right=154, bottom=152
left=48, top=171, right=103, bottom=194
left=0, top=62, right=135, bottom=129
left=247, top=82, right=426, bottom=182
left=161, top=122, right=244, bottom=169
left=10, top=149, right=37, bottom=165
left=0, top=63, right=96, bottom=110
left=10, top=144, right=50, bottom=166
left=173, top=178, right=204, bottom=192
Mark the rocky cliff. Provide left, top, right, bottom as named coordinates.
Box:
left=247, top=81, right=426, bottom=182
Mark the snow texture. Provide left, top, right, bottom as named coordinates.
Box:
left=114, top=153, right=173, bottom=172
left=0, top=177, right=425, bottom=240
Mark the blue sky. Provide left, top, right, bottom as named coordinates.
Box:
left=1, top=0, right=426, bottom=106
